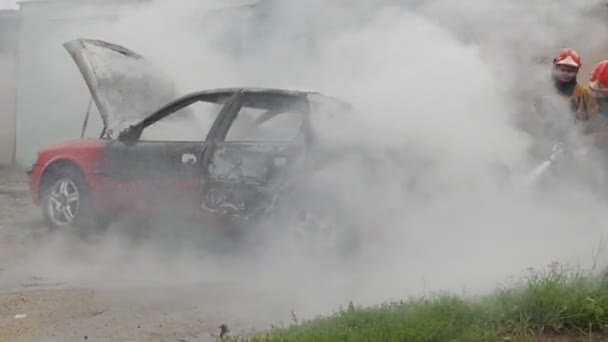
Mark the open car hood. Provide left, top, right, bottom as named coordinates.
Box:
left=63, top=38, right=180, bottom=133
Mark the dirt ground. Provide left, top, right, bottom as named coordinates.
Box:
left=0, top=167, right=293, bottom=342
left=1, top=165, right=606, bottom=342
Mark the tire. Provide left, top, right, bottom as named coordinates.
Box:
left=39, top=164, right=104, bottom=232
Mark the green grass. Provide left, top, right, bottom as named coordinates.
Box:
left=230, top=262, right=608, bottom=342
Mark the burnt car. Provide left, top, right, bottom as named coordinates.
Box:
left=27, top=38, right=359, bottom=254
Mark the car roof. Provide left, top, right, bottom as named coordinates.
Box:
left=135, top=86, right=351, bottom=130
left=186, top=87, right=352, bottom=110
left=186, top=87, right=317, bottom=98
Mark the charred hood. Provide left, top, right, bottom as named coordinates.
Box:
left=63, top=38, right=180, bottom=132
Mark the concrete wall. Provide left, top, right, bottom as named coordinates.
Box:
left=0, top=10, right=18, bottom=166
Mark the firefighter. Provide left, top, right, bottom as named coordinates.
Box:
left=550, top=48, right=595, bottom=122
left=582, top=60, right=608, bottom=147
left=524, top=49, right=595, bottom=160
left=588, top=60, right=608, bottom=117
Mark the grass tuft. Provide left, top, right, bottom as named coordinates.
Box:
left=227, top=262, right=608, bottom=342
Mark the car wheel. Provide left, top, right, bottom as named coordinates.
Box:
left=40, top=165, right=102, bottom=232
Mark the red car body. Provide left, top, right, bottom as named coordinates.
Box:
left=28, top=139, right=204, bottom=220
left=28, top=139, right=108, bottom=211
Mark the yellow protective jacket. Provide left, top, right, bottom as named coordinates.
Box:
left=517, top=81, right=598, bottom=159
left=565, top=82, right=596, bottom=122
left=520, top=82, right=594, bottom=137
left=519, top=81, right=594, bottom=134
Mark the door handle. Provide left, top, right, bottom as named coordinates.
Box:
left=181, top=153, right=198, bottom=164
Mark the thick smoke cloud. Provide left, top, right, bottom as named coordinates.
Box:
left=5, top=0, right=608, bottom=324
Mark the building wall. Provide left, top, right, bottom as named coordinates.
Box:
left=14, top=0, right=142, bottom=166
left=0, top=10, right=18, bottom=166
left=12, top=0, right=267, bottom=166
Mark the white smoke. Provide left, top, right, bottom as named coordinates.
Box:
left=0, top=0, right=18, bottom=10
left=5, top=0, right=608, bottom=327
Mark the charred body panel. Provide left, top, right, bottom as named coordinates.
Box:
left=196, top=90, right=312, bottom=217
left=201, top=142, right=304, bottom=216
left=204, top=143, right=299, bottom=184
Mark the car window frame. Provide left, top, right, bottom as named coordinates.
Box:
left=216, top=91, right=310, bottom=144
left=118, top=90, right=241, bottom=143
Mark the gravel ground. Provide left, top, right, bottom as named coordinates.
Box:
left=0, top=167, right=300, bottom=342
left=0, top=166, right=380, bottom=342
left=3, top=162, right=606, bottom=342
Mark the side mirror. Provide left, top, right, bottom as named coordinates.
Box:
left=117, top=125, right=142, bottom=144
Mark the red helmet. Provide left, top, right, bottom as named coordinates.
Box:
left=553, top=48, right=582, bottom=68
left=589, top=60, right=608, bottom=96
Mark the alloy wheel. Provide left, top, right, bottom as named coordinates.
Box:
left=46, top=178, right=80, bottom=227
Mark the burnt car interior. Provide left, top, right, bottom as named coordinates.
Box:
left=201, top=91, right=310, bottom=186
left=101, top=89, right=311, bottom=188
left=198, top=92, right=311, bottom=216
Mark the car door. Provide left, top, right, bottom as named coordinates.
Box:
left=101, top=140, right=208, bottom=214
left=199, top=91, right=309, bottom=217
left=100, top=92, right=237, bottom=215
